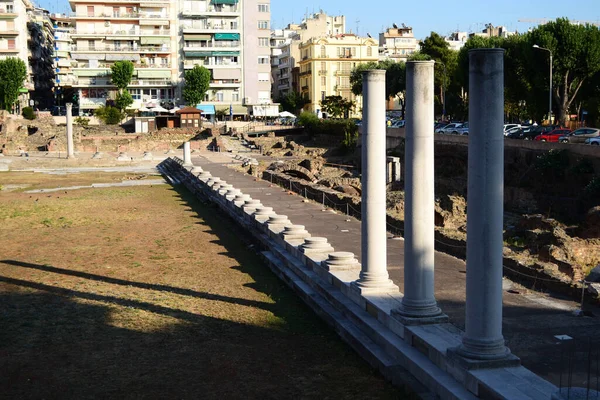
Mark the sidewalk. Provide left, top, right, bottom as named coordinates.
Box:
left=193, top=151, right=600, bottom=388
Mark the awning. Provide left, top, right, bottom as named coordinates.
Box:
left=139, top=19, right=169, bottom=26
left=71, top=53, right=105, bottom=60
left=212, top=68, right=241, bottom=80
left=216, top=104, right=247, bottom=115
left=252, top=104, right=279, bottom=117
left=74, top=69, right=109, bottom=77
left=185, top=51, right=211, bottom=57
left=212, top=51, right=239, bottom=56
left=184, top=34, right=211, bottom=41
left=141, top=37, right=170, bottom=45
left=106, top=53, right=140, bottom=61
left=137, top=69, right=171, bottom=78
left=211, top=0, right=238, bottom=4
left=214, top=33, right=239, bottom=40
left=196, top=104, right=215, bottom=115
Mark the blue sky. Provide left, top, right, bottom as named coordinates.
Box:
left=37, top=0, right=600, bottom=39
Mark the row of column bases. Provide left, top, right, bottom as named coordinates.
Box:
left=183, top=49, right=510, bottom=362
left=359, top=49, right=511, bottom=362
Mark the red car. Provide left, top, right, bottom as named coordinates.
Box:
left=534, top=128, right=571, bottom=142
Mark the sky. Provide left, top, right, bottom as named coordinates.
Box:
left=37, top=0, right=600, bottom=40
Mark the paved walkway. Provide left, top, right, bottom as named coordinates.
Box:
left=193, top=151, right=600, bottom=388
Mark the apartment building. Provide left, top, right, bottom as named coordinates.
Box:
left=272, top=11, right=346, bottom=101
left=297, top=34, right=378, bottom=118
left=28, top=7, right=55, bottom=110
left=0, top=0, right=30, bottom=64
left=52, top=13, right=77, bottom=106
left=69, top=0, right=178, bottom=113
left=378, top=24, right=420, bottom=63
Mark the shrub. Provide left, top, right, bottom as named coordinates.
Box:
left=297, top=111, right=319, bottom=129
left=75, top=116, right=89, bottom=126
left=340, top=130, right=359, bottom=154
left=95, top=106, right=124, bottom=125
left=22, top=106, right=36, bottom=120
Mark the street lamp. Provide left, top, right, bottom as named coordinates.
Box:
left=435, top=61, right=447, bottom=121
left=533, top=44, right=553, bottom=124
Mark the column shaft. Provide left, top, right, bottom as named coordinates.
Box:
left=396, top=61, right=441, bottom=318
left=458, top=48, right=510, bottom=359
left=66, top=103, right=74, bottom=158
left=353, top=70, right=392, bottom=289
left=183, top=142, right=192, bottom=166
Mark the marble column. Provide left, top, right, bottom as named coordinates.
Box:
left=66, top=103, right=74, bottom=158
left=183, top=142, right=192, bottom=166
left=457, top=48, right=510, bottom=360
left=351, top=70, right=396, bottom=293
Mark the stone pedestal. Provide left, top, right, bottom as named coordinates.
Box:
left=183, top=142, right=192, bottom=166
left=322, top=252, right=360, bottom=271
left=233, top=194, right=251, bottom=207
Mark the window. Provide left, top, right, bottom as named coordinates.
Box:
left=6, top=4, right=13, bottom=12
left=258, top=72, right=270, bottom=82
left=232, top=92, right=239, bottom=102
left=258, top=20, right=269, bottom=29
left=321, top=76, right=326, bottom=86
left=367, top=46, right=372, bottom=56
left=130, top=89, right=141, bottom=100
left=321, top=91, right=326, bottom=101
left=258, top=37, right=269, bottom=47
left=87, top=6, right=94, bottom=17
left=320, top=45, right=326, bottom=58
left=113, top=7, right=120, bottom=17
left=258, top=56, right=269, bottom=64
left=216, top=92, right=224, bottom=102
left=230, top=21, right=238, bottom=29
left=7, top=38, right=15, bottom=50
left=258, top=4, right=269, bottom=12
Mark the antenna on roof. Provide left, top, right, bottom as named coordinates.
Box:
left=355, top=18, right=360, bottom=36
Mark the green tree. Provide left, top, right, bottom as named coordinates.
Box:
left=183, top=65, right=211, bottom=106
left=529, top=18, right=600, bottom=125
left=278, top=91, right=309, bottom=114
left=115, top=90, right=133, bottom=111
left=110, top=60, right=134, bottom=90
left=350, top=60, right=407, bottom=116
left=320, top=95, right=354, bottom=118
left=0, top=57, right=27, bottom=111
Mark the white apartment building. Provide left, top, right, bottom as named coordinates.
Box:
left=69, top=0, right=178, bottom=113
left=378, top=24, right=419, bottom=63
left=0, top=0, right=30, bottom=65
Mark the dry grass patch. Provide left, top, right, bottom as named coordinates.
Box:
left=0, top=172, right=411, bottom=399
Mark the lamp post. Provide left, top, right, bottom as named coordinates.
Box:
left=436, top=61, right=447, bottom=121
left=533, top=44, right=553, bottom=124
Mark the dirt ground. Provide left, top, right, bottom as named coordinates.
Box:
left=0, top=171, right=409, bottom=399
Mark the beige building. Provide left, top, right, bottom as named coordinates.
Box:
left=297, top=34, right=378, bottom=118
left=0, top=0, right=30, bottom=64
left=378, top=24, right=419, bottom=63
left=69, top=0, right=178, bottom=113
left=272, top=11, right=346, bottom=101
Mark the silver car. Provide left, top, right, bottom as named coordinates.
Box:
left=449, top=122, right=469, bottom=135
left=437, top=122, right=463, bottom=134
left=559, top=128, right=600, bottom=143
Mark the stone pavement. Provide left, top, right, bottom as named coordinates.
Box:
left=193, top=151, right=600, bottom=388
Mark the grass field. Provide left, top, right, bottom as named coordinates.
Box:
left=0, top=172, right=410, bottom=399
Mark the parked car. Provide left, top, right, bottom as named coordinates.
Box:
left=390, top=119, right=405, bottom=128
left=585, top=137, right=600, bottom=146
left=533, top=128, right=572, bottom=142
left=437, top=122, right=463, bottom=134
left=503, top=123, right=521, bottom=135
left=506, top=125, right=559, bottom=140
left=559, top=128, right=600, bottom=143
left=450, top=122, right=469, bottom=135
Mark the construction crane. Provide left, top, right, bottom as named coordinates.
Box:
left=518, top=18, right=600, bottom=27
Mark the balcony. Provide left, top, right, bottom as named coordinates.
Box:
left=318, top=70, right=327, bottom=75
left=138, top=12, right=168, bottom=19
left=210, top=79, right=241, bottom=88
left=182, top=6, right=239, bottom=17
left=0, top=29, right=17, bottom=36
left=0, top=9, right=17, bottom=19
left=73, top=12, right=139, bottom=19
left=0, top=46, right=18, bottom=53
left=335, top=70, right=351, bottom=76
left=299, top=70, right=312, bottom=76
left=301, top=85, right=308, bottom=90
left=181, top=24, right=239, bottom=33
left=71, top=45, right=170, bottom=52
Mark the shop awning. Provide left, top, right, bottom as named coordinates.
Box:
left=141, top=37, right=170, bottom=45
left=214, top=33, right=239, bottom=40
left=216, top=104, right=247, bottom=115
left=106, top=53, right=140, bottom=61
left=196, top=104, right=215, bottom=115
left=212, top=51, right=239, bottom=56
left=212, top=68, right=241, bottom=80
left=137, top=70, right=171, bottom=78
left=184, top=34, right=211, bottom=41
left=211, top=0, right=238, bottom=4
left=185, top=51, right=212, bottom=57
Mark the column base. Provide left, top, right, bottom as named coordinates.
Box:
left=447, top=340, right=520, bottom=370
left=391, top=306, right=448, bottom=326
left=350, top=278, right=399, bottom=295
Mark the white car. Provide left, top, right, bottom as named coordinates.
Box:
left=585, top=137, right=600, bottom=146
left=503, top=124, right=521, bottom=135
left=438, top=123, right=463, bottom=134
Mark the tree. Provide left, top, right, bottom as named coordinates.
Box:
left=183, top=65, right=211, bottom=106
left=350, top=60, right=407, bottom=116
left=115, top=90, right=133, bottom=111
left=0, top=57, right=27, bottom=111
left=529, top=18, right=600, bottom=125
left=278, top=91, right=309, bottom=113
left=110, top=61, right=134, bottom=90
left=320, top=95, right=354, bottom=118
